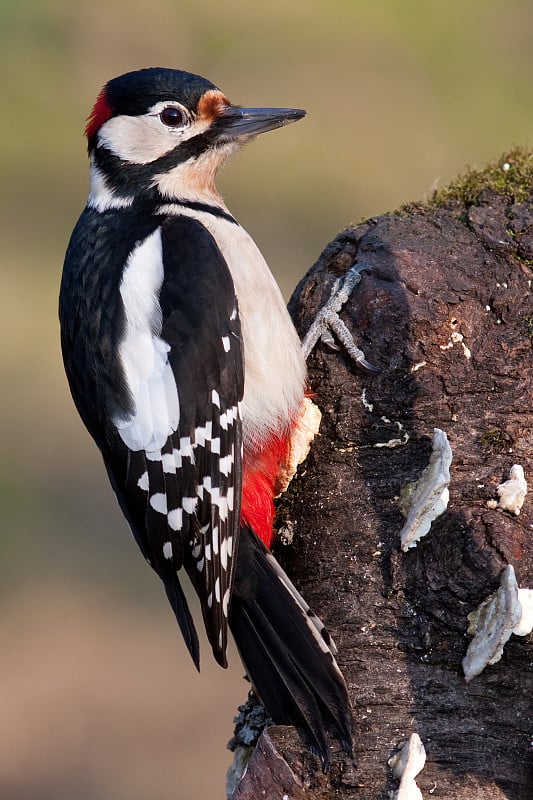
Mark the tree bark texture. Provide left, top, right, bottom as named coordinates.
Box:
left=231, top=162, right=533, bottom=799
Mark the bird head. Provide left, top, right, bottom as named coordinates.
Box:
left=85, top=67, right=306, bottom=207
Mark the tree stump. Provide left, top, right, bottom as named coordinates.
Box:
left=229, top=150, right=533, bottom=800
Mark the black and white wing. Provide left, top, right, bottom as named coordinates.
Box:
left=103, top=214, right=244, bottom=669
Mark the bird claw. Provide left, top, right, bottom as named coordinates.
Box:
left=301, top=262, right=377, bottom=371
left=319, top=329, right=339, bottom=350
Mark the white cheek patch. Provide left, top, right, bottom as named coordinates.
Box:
left=97, top=107, right=214, bottom=166
left=98, top=114, right=180, bottom=164
left=113, top=229, right=180, bottom=451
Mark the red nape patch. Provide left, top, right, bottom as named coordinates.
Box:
left=85, top=87, right=113, bottom=140
left=241, top=434, right=291, bottom=549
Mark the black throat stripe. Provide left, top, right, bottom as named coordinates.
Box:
left=165, top=199, right=238, bottom=224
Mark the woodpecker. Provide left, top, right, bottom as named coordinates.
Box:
left=59, top=67, right=353, bottom=768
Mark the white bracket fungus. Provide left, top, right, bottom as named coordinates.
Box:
left=514, top=588, right=533, bottom=636
left=399, top=428, right=452, bottom=552
left=276, top=397, right=321, bottom=496
left=462, top=565, right=532, bottom=682
left=487, top=464, right=528, bottom=515
left=389, top=733, right=427, bottom=800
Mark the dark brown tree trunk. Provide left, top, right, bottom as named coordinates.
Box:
left=230, top=152, right=533, bottom=800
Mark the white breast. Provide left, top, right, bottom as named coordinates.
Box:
left=160, top=204, right=307, bottom=451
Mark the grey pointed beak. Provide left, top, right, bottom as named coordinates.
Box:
left=215, top=105, right=306, bottom=140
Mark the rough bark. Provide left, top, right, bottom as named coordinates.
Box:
left=230, top=154, right=533, bottom=799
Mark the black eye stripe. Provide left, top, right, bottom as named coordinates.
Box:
left=160, top=106, right=186, bottom=127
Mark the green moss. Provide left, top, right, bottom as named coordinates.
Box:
left=432, top=147, right=533, bottom=208
left=481, top=427, right=508, bottom=456
left=397, top=148, right=533, bottom=216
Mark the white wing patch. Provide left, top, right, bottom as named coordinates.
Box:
left=113, top=229, right=180, bottom=451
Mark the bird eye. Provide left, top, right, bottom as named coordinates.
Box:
left=160, top=106, right=186, bottom=127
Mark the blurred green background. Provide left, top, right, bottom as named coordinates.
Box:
left=1, top=1, right=532, bottom=798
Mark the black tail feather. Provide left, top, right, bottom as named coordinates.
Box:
left=230, top=601, right=331, bottom=762
left=164, top=579, right=200, bottom=671
left=229, top=527, right=353, bottom=769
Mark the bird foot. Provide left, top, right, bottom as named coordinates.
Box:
left=277, top=264, right=377, bottom=496
left=301, top=263, right=377, bottom=370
